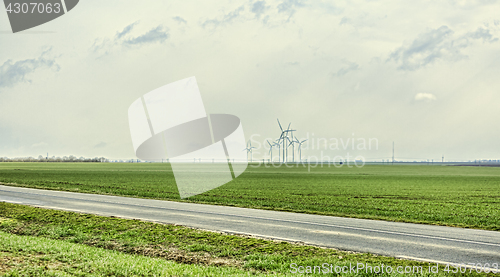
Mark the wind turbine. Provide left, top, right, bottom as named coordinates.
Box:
left=267, top=140, right=275, bottom=163
left=295, top=138, right=307, bottom=162
left=277, top=119, right=296, bottom=163
left=243, top=141, right=256, bottom=162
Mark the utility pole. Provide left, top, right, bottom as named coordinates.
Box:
left=392, top=142, right=394, bottom=165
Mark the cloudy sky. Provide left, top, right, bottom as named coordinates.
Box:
left=1, top=0, right=499, bottom=162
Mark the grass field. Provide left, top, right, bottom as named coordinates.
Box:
left=0, top=203, right=481, bottom=276
left=0, top=162, right=499, bottom=230
left=0, top=231, right=253, bottom=276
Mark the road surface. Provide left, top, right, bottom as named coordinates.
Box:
left=1, top=184, right=500, bottom=267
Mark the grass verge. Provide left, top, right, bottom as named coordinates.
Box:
left=0, top=231, right=259, bottom=276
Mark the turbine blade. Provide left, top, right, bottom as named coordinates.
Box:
left=277, top=119, right=283, bottom=131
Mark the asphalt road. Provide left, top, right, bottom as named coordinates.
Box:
left=1, top=184, right=500, bottom=267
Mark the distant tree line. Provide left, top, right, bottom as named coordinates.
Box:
left=0, top=155, right=108, bottom=163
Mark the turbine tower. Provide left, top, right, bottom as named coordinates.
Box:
left=267, top=140, right=275, bottom=163
left=274, top=138, right=281, bottom=163
left=288, top=127, right=297, bottom=163
left=288, top=135, right=296, bottom=163
left=295, top=138, right=307, bottom=162
left=283, top=122, right=295, bottom=163
left=277, top=119, right=287, bottom=163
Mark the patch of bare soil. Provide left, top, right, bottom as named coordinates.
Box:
left=0, top=251, right=66, bottom=273
left=0, top=252, right=24, bottom=273
left=84, top=240, right=242, bottom=267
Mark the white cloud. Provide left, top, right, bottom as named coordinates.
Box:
left=389, top=25, right=498, bottom=71
left=333, top=61, right=359, bottom=77
left=251, top=1, right=269, bottom=19
left=116, top=22, right=138, bottom=39
left=415, top=93, right=437, bottom=101
left=124, top=26, right=169, bottom=45
left=91, top=23, right=169, bottom=56
left=199, top=0, right=310, bottom=30
left=277, top=0, right=304, bottom=21
left=173, top=16, right=187, bottom=24
left=0, top=48, right=59, bottom=89
left=94, top=142, right=107, bottom=148
left=201, top=6, right=245, bottom=29
left=31, top=142, right=48, bottom=148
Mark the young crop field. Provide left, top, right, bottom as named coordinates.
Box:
left=0, top=162, right=499, bottom=230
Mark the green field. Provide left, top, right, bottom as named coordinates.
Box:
left=0, top=162, right=499, bottom=230
left=0, top=231, right=254, bottom=276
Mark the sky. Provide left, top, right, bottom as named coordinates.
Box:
left=1, top=0, right=499, bottom=162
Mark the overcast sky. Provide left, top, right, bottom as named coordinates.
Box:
left=1, top=0, right=500, bottom=162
